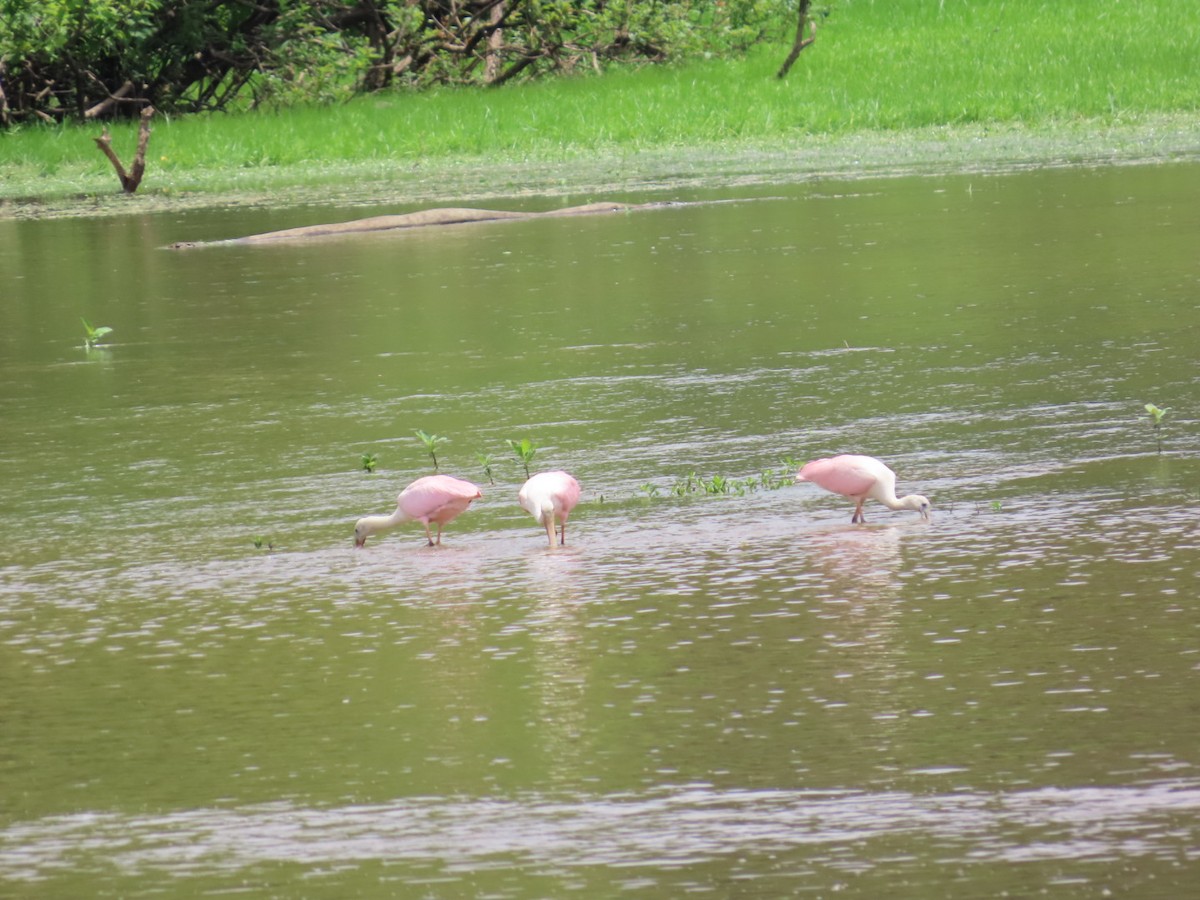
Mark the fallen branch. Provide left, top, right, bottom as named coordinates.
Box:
left=169, top=201, right=683, bottom=248
left=93, top=106, right=155, bottom=194
left=84, top=79, right=135, bottom=119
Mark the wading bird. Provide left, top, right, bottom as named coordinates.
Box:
left=518, top=471, right=581, bottom=547
left=354, top=474, right=482, bottom=547
left=795, top=454, right=930, bottom=524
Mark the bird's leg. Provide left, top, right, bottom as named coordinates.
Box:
left=853, top=500, right=865, bottom=524
left=422, top=522, right=436, bottom=546
left=434, top=524, right=444, bottom=546
left=559, top=522, right=567, bottom=546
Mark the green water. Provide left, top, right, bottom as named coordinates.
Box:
left=1, top=162, right=1199, bottom=897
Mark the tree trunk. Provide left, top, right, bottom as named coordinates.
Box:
left=93, top=106, right=156, bottom=193
left=776, top=0, right=816, bottom=79
left=485, top=1, right=505, bottom=84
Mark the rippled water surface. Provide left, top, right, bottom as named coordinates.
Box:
left=1, top=162, right=1199, bottom=897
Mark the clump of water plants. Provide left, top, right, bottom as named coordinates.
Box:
left=642, top=461, right=799, bottom=500
left=361, top=453, right=378, bottom=473
left=507, top=438, right=537, bottom=479
left=415, top=429, right=447, bottom=470
left=253, top=536, right=274, bottom=550
left=81, top=318, right=112, bottom=349
left=1144, top=403, right=1170, bottom=453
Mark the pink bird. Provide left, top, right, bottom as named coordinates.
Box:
left=795, top=454, right=930, bottom=524
left=518, top=471, right=581, bottom=547
left=354, top=474, right=482, bottom=547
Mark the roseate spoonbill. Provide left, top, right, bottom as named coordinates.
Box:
left=518, top=471, right=581, bottom=547
left=354, top=474, right=482, bottom=547
left=795, top=455, right=930, bottom=524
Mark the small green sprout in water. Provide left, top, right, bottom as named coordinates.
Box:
left=1144, top=403, right=1170, bottom=452
left=81, top=318, right=113, bottom=349
left=991, top=500, right=1003, bottom=512
left=253, top=536, right=273, bottom=550
left=415, top=429, right=447, bottom=470
left=739, top=477, right=762, bottom=496
left=703, top=475, right=731, bottom=495
left=361, top=453, right=378, bottom=473
left=641, top=483, right=661, bottom=498
left=507, top=438, right=538, bottom=480
left=1145, top=403, right=1170, bottom=426
left=669, top=472, right=701, bottom=496
left=476, top=452, right=496, bottom=485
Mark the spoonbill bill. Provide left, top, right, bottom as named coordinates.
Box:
left=796, top=455, right=929, bottom=524
left=354, top=474, right=482, bottom=547
left=518, top=471, right=581, bottom=546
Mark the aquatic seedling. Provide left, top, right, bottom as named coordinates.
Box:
left=507, top=438, right=538, bottom=480
left=1145, top=403, right=1169, bottom=426
left=640, top=483, right=661, bottom=498
left=476, top=453, right=497, bottom=485
left=991, top=500, right=1003, bottom=513
left=670, top=472, right=702, bottom=496
left=1144, top=403, right=1170, bottom=453
left=81, top=317, right=113, bottom=349
left=415, top=429, right=447, bottom=470
left=253, top=536, right=273, bottom=550
left=361, top=453, right=378, bottom=473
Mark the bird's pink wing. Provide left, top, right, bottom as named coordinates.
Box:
left=520, top=471, right=581, bottom=516
left=552, top=472, right=581, bottom=512
left=797, top=457, right=877, bottom=497
left=398, top=475, right=481, bottom=520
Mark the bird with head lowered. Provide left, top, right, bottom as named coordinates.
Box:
left=795, top=454, right=929, bottom=524
left=354, top=474, right=482, bottom=547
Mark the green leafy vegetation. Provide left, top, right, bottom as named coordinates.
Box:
left=415, top=430, right=447, bottom=471
left=3, top=0, right=1197, bottom=205
left=642, top=462, right=795, bottom=500
left=81, top=318, right=112, bottom=349
left=476, top=453, right=497, bottom=485
left=0, top=0, right=791, bottom=125
left=361, top=453, right=378, bottom=473
left=1145, top=402, right=1170, bottom=453
left=507, top=438, right=538, bottom=480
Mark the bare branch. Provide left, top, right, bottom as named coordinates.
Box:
left=93, top=106, right=156, bottom=193
left=777, top=0, right=817, bottom=80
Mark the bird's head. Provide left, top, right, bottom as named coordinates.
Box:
left=353, top=518, right=371, bottom=547
left=907, top=495, right=931, bottom=521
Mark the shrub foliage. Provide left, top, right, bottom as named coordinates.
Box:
left=0, top=0, right=789, bottom=125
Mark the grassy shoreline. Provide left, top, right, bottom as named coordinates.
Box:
left=3, top=0, right=1198, bottom=219
left=4, top=114, right=1199, bottom=221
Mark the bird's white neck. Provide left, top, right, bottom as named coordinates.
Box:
left=360, top=509, right=407, bottom=536
left=881, top=493, right=930, bottom=516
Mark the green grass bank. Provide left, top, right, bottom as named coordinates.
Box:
left=2, top=0, right=1198, bottom=217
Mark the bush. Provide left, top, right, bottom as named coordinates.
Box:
left=0, top=0, right=793, bottom=126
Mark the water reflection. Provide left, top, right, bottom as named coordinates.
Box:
left=3, top=781, right=1197, bottom=889
left=802, top=525, right=906, bottom=598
